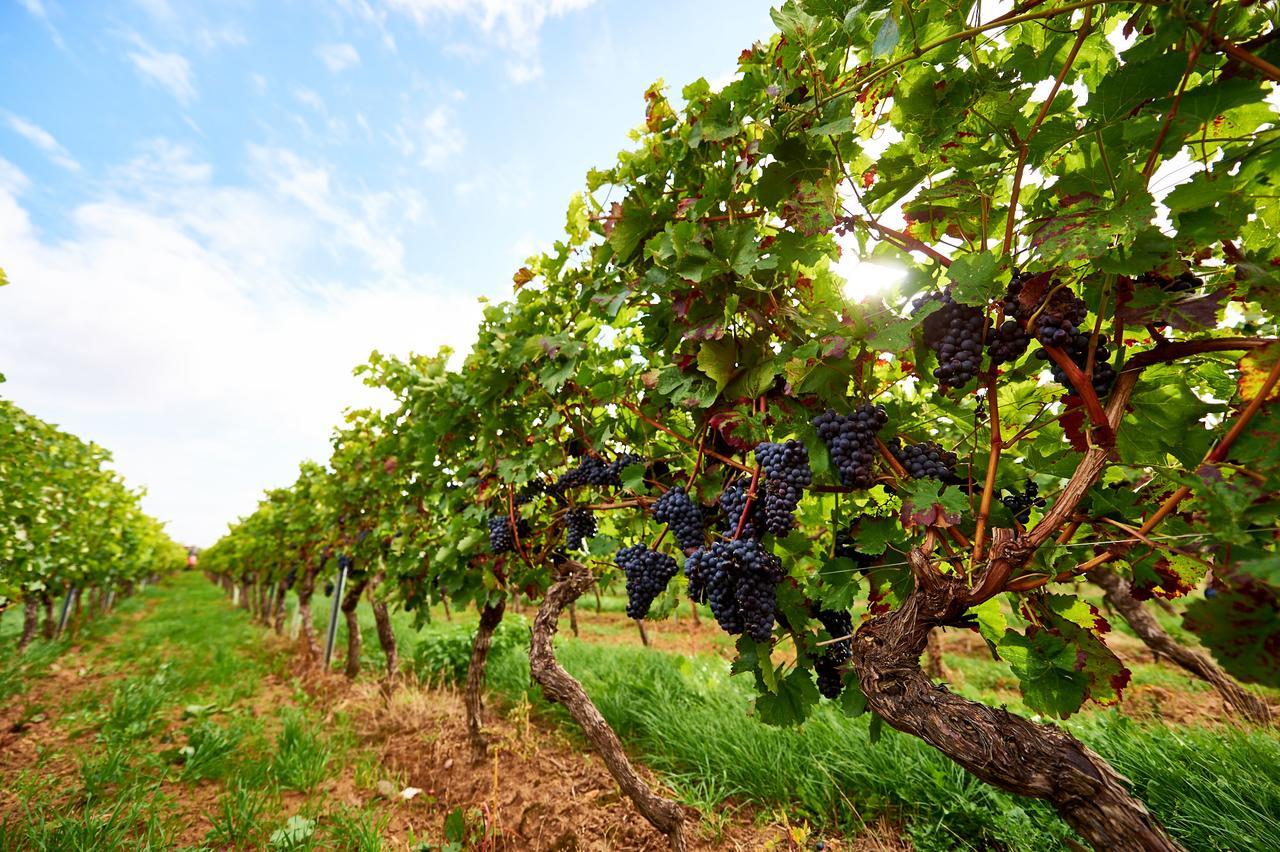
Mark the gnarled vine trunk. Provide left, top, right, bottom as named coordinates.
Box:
left=41, top=593, right=54, bottom=640
left=368, top=571, right=398, bottom=684
left=465, top=596, right=507, bottom=757
left=272, top=578, right=290, bottom=635
left=850, top=550, right=1182, bottom=851
left=18, top=598, right=39, bottom=651
left=529, top=562, right=688, bottom=851
left=296, top=566, right=320, bottom=661
left=341, top=577, right=369, bottom=679
left=1088, top=565, right=1272, bottom=725
left=238, top=580, right=251, bottom=611
left=924, top=628, right=949, bottom=681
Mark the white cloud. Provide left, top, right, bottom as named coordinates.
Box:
left=5, top=114, right=81, bottom=172
left=390, top=105, right=465, bottom=167
left=0, top=150, right=481, bottom=544
left=126, top=35, right=198, bottom=105
left=317, top=42, right=361, bottom=73
left=378, top=0, right=598, bottom=82
left=17, top=0, right=66, bottom=48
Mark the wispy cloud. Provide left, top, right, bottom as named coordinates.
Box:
left=5, top=114, right=81, bottom=172
left=17, top=0, right=67, bottom=48
left=316, top=42, right=361, bottom=73
left=377, top=0, right=599, bottom=82
left=389, top=104, right=465, bottom=167
left=0, top=149, right=477, bottom=543
left=126, top=35, right=198, bottom=105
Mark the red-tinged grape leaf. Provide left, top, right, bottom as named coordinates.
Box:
left=899, top=479, right=963, bottom=528
left=1115, top=287, right=1229, bottom=331
left=513, top=266, right=535, bottom=288
left=1060, top=395, right=1090, bottom=452
left=1128, top=554, right=1204, bottom=601
left=1185, top=572, right=1280, bottom=687
left=1238, top=343, right=1280, bottom=403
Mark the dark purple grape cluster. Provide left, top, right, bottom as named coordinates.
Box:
left=652, top=487, right=705, bottom=550
left=1001, top=480, right=1046, bottom=525
left=812, top=608, right=853, bottom=699
left=761, top=479, right=802, bottom=536
left=987, top=319, right=1031, bottom=365
left=890, top=439, right=958, bottom=480
left=553, top=452, right=646, bottom=494
left=488, top=515, right=528, bottom=554
left=684, top=539, right=784, bottom=641
left=814, top=657, right=843, bottom=699
left=921, top=292, right=989, bottom=387
left=1137, top=270, right=1200, bottom=294
left=1034, top=333, right=1117, bottom=397
left=812, top=404, right=887, bottom=488
left=1030, top=290, right=1088, bottom=348
left=616, top=545, right=680, bottom=619
left=564, top=508, right=596, bottom=551
left=719, top=483, right=761, bottom=540
left=753, top=441, right=812, bottom=536
left=753, top=441, right=813, bottom=486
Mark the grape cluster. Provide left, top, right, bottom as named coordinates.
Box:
left=488, top=515, right=528, bottom=554
left=890, top=439, right=958, bottom=481
left=1030, top=290, right=1088, bottom=347
left=812, top=608, right=853, bottom=699
left=616, top=545, right=680, bottom=619
left=685, top=539, right=784, bottom=642
left=719, top=483, right=761, bottom=540
left=754, top=441, right=813, bottom=536
left=921, top=292, right=989, bottom=387
left=652, top=487, right=705, bottom=550
left=564, top=508, right=596, bottom=551
left=1034, top=333, right=1117, bottom=397
left=553, top=453, right=645, bottom=494
left=1001, top=480, right=1046, bottom=525
left=987, top=319, right=1031, bottom=365
left=812, top=404, right=887, bottom=488
left=1137, top=270, right=1200, bottom=294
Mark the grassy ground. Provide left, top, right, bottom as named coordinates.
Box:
left=302, top=583, right=1280, bottom=851
left=0, top=579, right=400, bottom=851
left=6, top=576, right=1279, bottom=850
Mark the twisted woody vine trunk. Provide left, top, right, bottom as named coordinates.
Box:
left=851, top=550, right=1183, bottom=851
left=272, top=578, right=290, bottom=635
left=341, top=576, right=369, bottom=679
left=41, top=593, right=54, bottom=640
left=368, top=570, right=398, bottom=684
left=529, top=561, right=688, bottom=851
left=1088, top=565, right=1272, bottom=725
left=465, top=596, right=507, bottom=757
left=296, top=565, right=321, bottom=662
left=18, top=598, right=39, bottom=651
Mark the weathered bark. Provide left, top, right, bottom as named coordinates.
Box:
left=924, top=628, right=949, bottom=681
left=465, top=596, right=508, bottom=757
left=41, top=593, right=54, bottom=639
left=341, top=577, right=369, bottom=679
left=296, top=567, right=321, bottom=662
left=1088, top=565, right=1272, bottom=725
left=238, top=581, right=251, bottom=611
left=273, top=578, right=290, bottom=635
left=18, top=598, right=39, bottom=651
left=851, top=550, right=1182, bottom=851
left=634, top=618, right=651, bottom=647
left=568, top=602, right=579, bottom=637
left=530, top=562, right=688, bottom=850
left=368, top=572, right=398, bottom=683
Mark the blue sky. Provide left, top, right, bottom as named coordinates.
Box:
left=0, top=0, right=778, bottom=544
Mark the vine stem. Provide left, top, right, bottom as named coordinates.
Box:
left=1041, top=345, right=1113, bottom=443
left=971, top=373, right=1003, bottom=564
left=1142, top=3, right=1218, bottom=180
left=618, top=399, right=752, bottom=473
left=845, top=216, right=953, bottom=267
left=1072, top=355, right=1280, bottom=575
left=1003, top=8, right=1093, bottom=254
left=1182, top=17, right=1280, bottom=82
